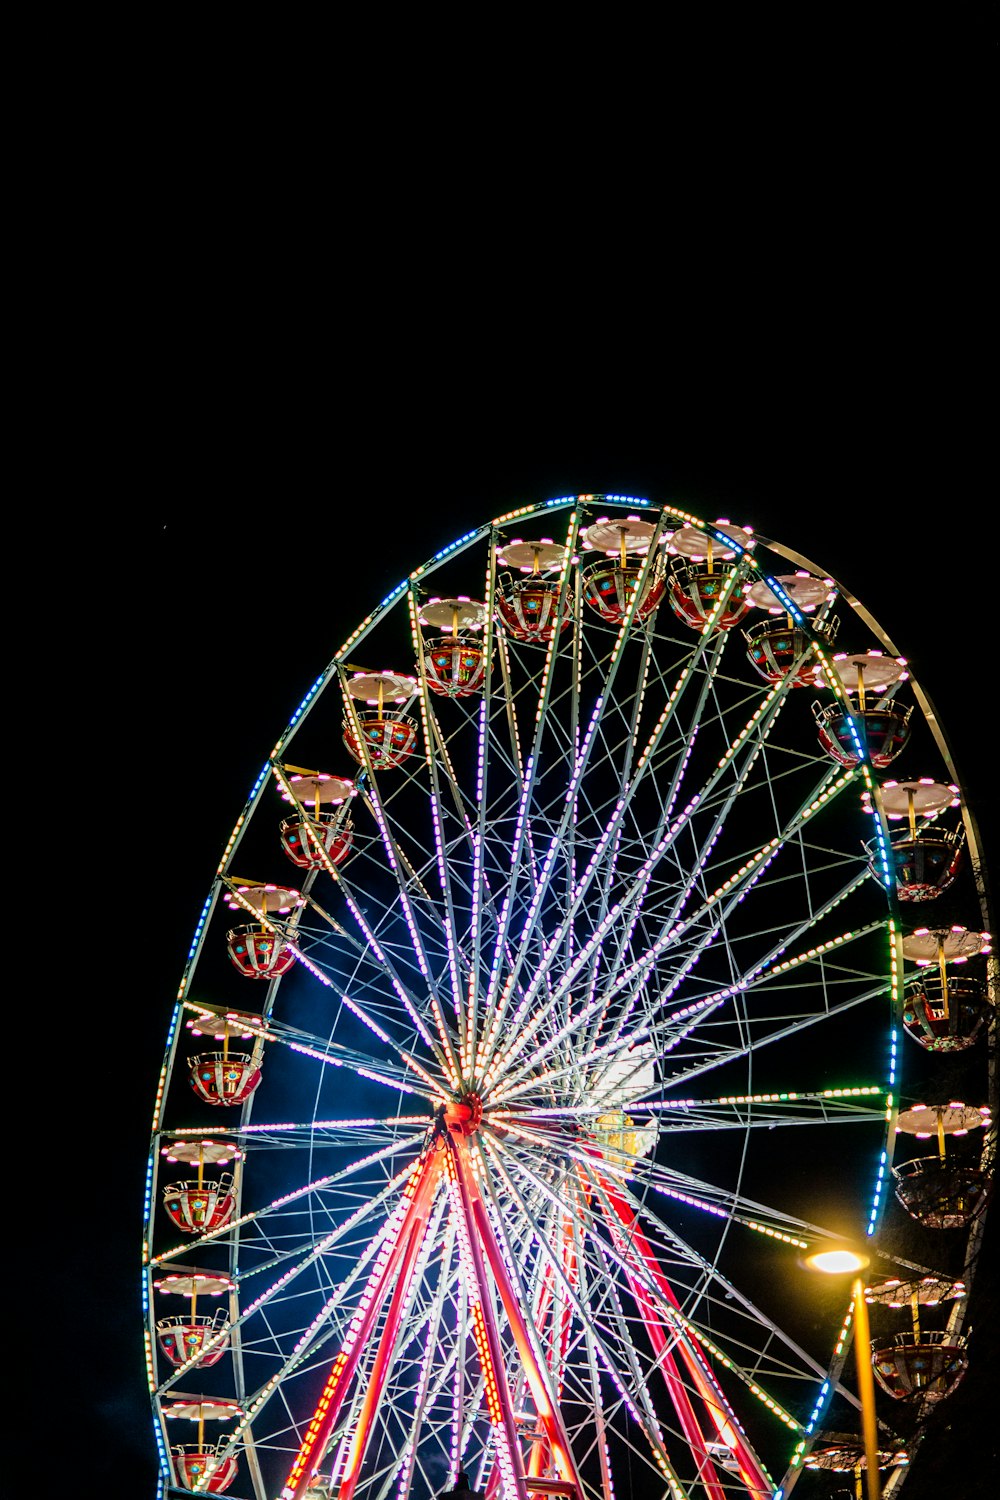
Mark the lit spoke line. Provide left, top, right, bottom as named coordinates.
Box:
left=270, top=762, right=447, bottom=1073
left=645, top=835, right=874, bottom=1030
left=490, top=585, right=548, bottom=904
left=281, top=1148, right=443, bottom=1500
left=594, top=763, right=861, bottom=1044
left=150, top=1134, right=425, bottom=1267
left=480, top=1135, right=681, bottom=1489
left=393, top=1218, right=458, bottom=1500
left=328, top=1218, right=465, bottom=1500
left=334, top=689, right=449, bottom=1041
left=476, top=510, right=582, bottom=1066
left=651, top=902, right=880, bottom=1052
left=161, top=1115, right=432, bottom=1148
left=342, top=658, right=462, bottom=1088
left=180, top=1000, right=426, bottom=1097
left=418, top=681, right=542, bottom=1024
left=478, top=511, right=671, bottom=1067
left=600, top=724, right=844, bottom=1062
left=487, top=674, right=831, bottom=1093
left=479, top=1140, right=680, bottom=1482
left=573, top=1220, right=617, bottom=1500
left=466, top=532, right=500, bottom=1069
left=583, top=632, right=728, bottom=1058
left=485, top=975, right=616, bottom=1102
left=337, top=1177, right=443, bottom=1500
left=610, top=860, right=872, bottom=1072
left=420, top=709, right=516, bottom=966
left=408, top=588, right=472, bottom=1066
left=660, top=979, right=890, bottom=1095
left=489, top=1020, right=654, bottom=1109
left=635, top=1157, right=848, bottom=1242
left=584, top=1162, right=835, bottom=1386
left=411, top=674, right=548, bottom=1075
left=592, top=637, right=731, bottom=1036
left=478, top=1147, right=584, bottom=1425
left=593, top=1168, right=776, bottom=1499
left=563, top=561, right=586, bottom=1004
left=442, top=1138, right=526, bottom=1499
left=178, top=1165, right=426, bottom=1467
left=465, top=1141, right=586, bottom=1496
left=279, top=941, right=451, bottom=1104
left=502, top=1082, right=885, bottom=1129
left=494, top=1117, right=820, bottom=1247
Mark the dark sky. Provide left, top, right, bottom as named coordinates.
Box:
left=50, top=366, right=996, bottom=1500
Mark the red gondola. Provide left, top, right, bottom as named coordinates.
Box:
left=495, top=539, right=570, bottom=643
left=343, top=672, right=418, bottom=769
left=226, top=925, right=296, bottom=979
left=581, top=516, right=665, bottom=624
left=583, top=563, right=664, bottom=623
left=418, top=598, right=490, bottom=697
left=163, top=1173, right=236, bottom=1234
left=188, top=1051, right=262, bottom=1105
left=157, top=1308, right=230, bottom=1368
left=171, top=1448, right=239, bottom=1493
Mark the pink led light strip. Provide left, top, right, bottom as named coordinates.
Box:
left=280, top=1148, right=441, bottom=1500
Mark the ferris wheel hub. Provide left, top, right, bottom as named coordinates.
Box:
left=443, top=1092, right=484, bottom=1136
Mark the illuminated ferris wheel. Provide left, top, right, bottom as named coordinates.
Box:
left=145, top=496, right=994, bottom=1500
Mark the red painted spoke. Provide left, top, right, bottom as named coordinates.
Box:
left=599, top=1168, right=773, bottom=1499
left=281, top=1149, right=441, bottom=1500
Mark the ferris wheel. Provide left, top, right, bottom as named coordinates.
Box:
left=145, top=496, right=995, bottom=1500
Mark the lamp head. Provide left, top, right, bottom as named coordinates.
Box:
left=803, top=1248, right=870, bottom=1276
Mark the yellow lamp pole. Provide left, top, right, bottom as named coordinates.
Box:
left=804, top=1249, right=881, bottom=1500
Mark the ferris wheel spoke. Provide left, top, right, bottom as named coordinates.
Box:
left=166, top=1115, right=433, bottom=1149
left=390, top=1217, right=458, bottom=1500
left=156, top=1161, right=431, bottom=1493
left=463, top=539, right=501, bottom=1066
left=493, top=1116, right=816, bottom=1257
left=237, top=1015, right=438, bottom=1101
left=594, top=764, right=862, bottom=1047
left=579, top=633, right=730, bottom=1055
left=633, top=1156, right=854, bottom=1246
left=648, top=896, right=880, bottom=1055
left=291, top=863, right=448, bottom=1061
left=150, top=1135, right=425, bottom=1267
left=595, top=1168, right=837, bottom=1390
left=630, top=873, right=880, bottom=1061
left=480, top=1135, right=679, bottom=1485
left=657, top=978, right=889, bottom=1095
left=494, top=724, right=852, bottom=1097
left=478, top=511, right=582, bottom=1033
left=478, top=509, right=676, bottom=1055
left=281, top=1145, right=443, bottom=1499
left=593, top=1171, right=775, bottom=1500
left=407, top=592, right=483, bottom=1060
left=336, top=1186, right=442, bottom=1500
left=344, top=708, right=463, bottom=1081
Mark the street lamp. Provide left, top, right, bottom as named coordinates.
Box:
left=802, top=1247, right=881, bottom=1500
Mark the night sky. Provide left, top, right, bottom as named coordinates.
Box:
left=52, top=377, right=996, bottom=1499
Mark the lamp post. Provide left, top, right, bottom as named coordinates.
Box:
left=803, top=1249, right=881, bottom=1500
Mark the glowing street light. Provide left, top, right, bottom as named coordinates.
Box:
left=803, top=1247, right=881, bottom=1500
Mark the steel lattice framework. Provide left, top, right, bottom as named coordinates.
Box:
left=145, top=496, right=995, bottom=1500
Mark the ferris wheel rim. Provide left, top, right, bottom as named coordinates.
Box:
left=146, top=494, right=991, bottom=1500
